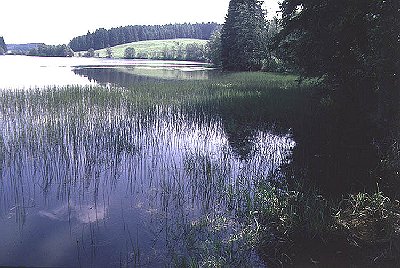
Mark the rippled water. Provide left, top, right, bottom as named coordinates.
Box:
left=0, top=56, right=294, bottom=267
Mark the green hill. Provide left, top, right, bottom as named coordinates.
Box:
left=93, top=39, right=208, bottom=61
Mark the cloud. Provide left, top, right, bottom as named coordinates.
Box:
left=39, top=203, right=107, bottom=223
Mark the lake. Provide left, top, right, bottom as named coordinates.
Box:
left=0, top=56, right=296, bottom=267
left=0, top=56, right=211, bottom=89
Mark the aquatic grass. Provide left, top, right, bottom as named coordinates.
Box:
left=335, top=188, right=400, bottom=245
left=0, top=71, right=304, bottom=266
left=254, top=179, right=333, bottom=242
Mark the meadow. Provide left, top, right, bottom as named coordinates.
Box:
left=91, top=38, right=208, bottom=60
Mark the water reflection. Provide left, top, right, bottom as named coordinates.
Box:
left=0, top=56, right=212, bottom=90
left=39, top=204, right=107, bottom=223
left=0, top=84, right=293, bottom=266
left=73, top=66, right=212, bottom=88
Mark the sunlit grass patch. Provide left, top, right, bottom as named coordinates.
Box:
left=335, top=189, right=400, bottom=245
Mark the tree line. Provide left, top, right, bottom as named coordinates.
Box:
left=69, top=23, right=219, bottom=52
left=210, top=0, right=399, bottom=81
left=27, top=44, right=74, bottom=57
left=0, top=36, right=6, bottom=55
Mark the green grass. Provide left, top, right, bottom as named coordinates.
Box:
left=254, top=179, right=400, bottom=266
left=92, top=38, right=208, bottom=59
left=336, top=189, right=400, bottom=245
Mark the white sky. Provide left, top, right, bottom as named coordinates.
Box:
left=0, top=0, right=280, bottom=45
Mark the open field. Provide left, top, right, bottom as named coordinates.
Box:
left=89, top=38, right=208, bottom=59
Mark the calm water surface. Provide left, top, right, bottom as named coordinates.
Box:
left=0, top=55, right=211, bottom=89
left=0, top=56, right=294, bottom=267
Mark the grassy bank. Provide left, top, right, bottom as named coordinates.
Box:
left=89, top=38, right=208, bottom=60
left=253, top=179, right=400, bottom=266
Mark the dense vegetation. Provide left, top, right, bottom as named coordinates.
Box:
left=277, top=0, right=400, bottom=115
left=6, top=43, right=44, bottom=55
left=221, top=0, right=268, bottom=71
left=0, top=36, right=6, bottom=55
left=27, top=44, right=74, bottom=57
left=278, top=0, right=400, bottom=81
left=69, top=23, right=219, bottom=52
left=207, top=2, right=281, bottom=71
left=276, top=0, right=400, bottom=175
left=246, top=0, right=400, bottom=265
left=199, top=0, right=400, bottom=265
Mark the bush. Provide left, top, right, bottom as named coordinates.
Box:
left=124, top=47, right=136, bottom=59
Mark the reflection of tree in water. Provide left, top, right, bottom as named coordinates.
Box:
left=293, top=79, right=400, bottom=198
left=73, top=67, right=210, bottom=87
left=74, top=67, right=159, bottom=86
left=291, top=103, right=380, bottom=196
left=194, top=85, right=399, bottom=197
left=192, top=88, right=301, bottom=161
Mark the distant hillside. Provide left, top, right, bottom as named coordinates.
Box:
left=7, top=43, right=45, bottom=53
left=70, top=23, right=220, bottom=52
left=86, top=39, right=208, bottom=62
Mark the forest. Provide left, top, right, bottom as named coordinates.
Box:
left=69, top=22, right=219, bottom=52
left=27, top=44, right=74, bottom=57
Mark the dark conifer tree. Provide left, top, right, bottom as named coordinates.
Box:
left=221, top=0, right=267, bottom=71
left=0, top=36, right=7, bottom=53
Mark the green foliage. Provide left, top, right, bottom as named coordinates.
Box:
left=336, top=189, right=400, bottom=245
left=124, top=47, right=135, bottom=59
left=254, top=179, right=400, bottom=264
left=83, top=48, right=95, bottom=58
left=206, top=28, right=222, bottom=66
left=255, top=180, right=333, bottom=241
left=106, top=46, right=113, bottom=58
left=95, top=39, right=208, bottom=61
left=27, top=44, right=74, bottom=57
left=277, top=0, right=400, bottom=86
left=185, top=43, right=206, bottom=61
left=221, top=0, right=268, bottom=71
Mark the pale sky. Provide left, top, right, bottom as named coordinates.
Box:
left=0, top=0, right=280, bottom=45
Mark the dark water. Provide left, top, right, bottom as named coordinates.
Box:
left=0, top=56, right=294, bottom=267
